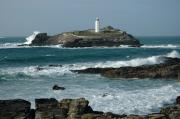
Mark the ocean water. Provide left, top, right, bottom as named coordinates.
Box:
left=0, top=35, right=180, bottom=115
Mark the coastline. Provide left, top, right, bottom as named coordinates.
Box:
left=0, top=96, right=179, bottom=119
left=0, top=37, right=180, bottom=118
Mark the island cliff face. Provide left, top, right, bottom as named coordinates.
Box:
left=30, top=26, right=141, bottom=47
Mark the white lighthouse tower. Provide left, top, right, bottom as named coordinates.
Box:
left=95, top=17, right=100, bottom=33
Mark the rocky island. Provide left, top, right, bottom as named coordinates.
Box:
left=29, top=26, right=141, bottom=47
left=27, top=18, right=141, bottom=47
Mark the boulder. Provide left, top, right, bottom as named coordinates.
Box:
left=52, top=85, right=65, bottom=90
left=0, top=99, right=31, bottom=119
left=34, top=98, right=126, bottom=119
left=35, top=98, right=93, bottom=119
left=1, top=96, right=180, bottom=119
left=35, top=98, right=64, bottom=119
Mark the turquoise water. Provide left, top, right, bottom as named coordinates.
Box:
left=0, top=36, right=180, bottom=115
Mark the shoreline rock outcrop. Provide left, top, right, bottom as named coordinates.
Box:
left=72, top=57, right=180, bottom=80
left=0, top=99, right=31, bottom=119
left=0, top=96, right=180, bottom=119
left=29, top=26, right=141, bottom=47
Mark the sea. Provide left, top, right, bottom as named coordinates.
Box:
left=0, top=34, right=180, bottom=115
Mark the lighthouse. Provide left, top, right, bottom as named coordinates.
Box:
left=95, top=17, right=100, bottom=33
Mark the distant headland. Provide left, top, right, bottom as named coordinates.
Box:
left=24, top=18, right=142, bottom=47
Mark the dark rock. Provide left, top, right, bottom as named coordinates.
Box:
left=52, top=85, right=65, bottom=90
left=35, top=98, right=59, bottom=110
left=30, top=27, right=141, bottom=47
left=35, top=98, right=93, bottom=119
left=35, top=98, right=64, bottom=119
left=1, top=96, right=180, bottom=119
left=0, top=99, right=31, bottom=119
left=29, top=109, right=36, bottom=119
left=145, top=113, right=167, bottom=119
left=104, top=112, right=127, bottom=118
left=102, top=93, right=109, bottom=97
left=67, top=98, right=91, bottom=118
left=73, top=57, right=180, bottom=80
left=72, top=67, right=112, bottom=74
left=121, top=115, right=145, bottom=119
left=35, top=98, right=120, bottom=119
left=35, top=66, right=44, bottom=71
left=160, top=105, right=180, bottom=119
left=160, top=96, right=180, bottom=119
left=81, top=113, right=105, bottom=119
left=81, top=112, right=125, bottom=119
left=31, top=33, right=50, bottom=46
left=176, top=96, right=180, bottom=104
left=49, top=64, right=63, bottom=67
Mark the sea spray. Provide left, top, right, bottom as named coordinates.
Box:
left=24, top=31, right=40, bottom=45
left=166, top=50, right=180, bottom=58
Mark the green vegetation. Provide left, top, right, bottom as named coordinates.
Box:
left=71, top=26, right=125, bottom=37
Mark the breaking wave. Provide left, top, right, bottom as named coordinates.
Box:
left=24, top=31, right=40, bottom=45
left=0, top=50, right=179, bottom=79
left=70, top=50, right=180, bottom=69
left=166, top=50, right=180, bottom=58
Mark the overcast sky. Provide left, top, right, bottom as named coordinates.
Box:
left=0, top=0, right=180, bottom=36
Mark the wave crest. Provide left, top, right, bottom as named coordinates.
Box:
left=167, top=50, right=180, bottom=58
left=24, top=31, right=40, bottom=45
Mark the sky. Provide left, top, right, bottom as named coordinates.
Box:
left=0, top=0, right=180, bottom=36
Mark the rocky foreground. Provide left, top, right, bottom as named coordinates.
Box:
left=29, top=26, right=141, bottom=47
left=73, top=57, right=180, bottom=80
left=0, top=96, right=180, bottom=119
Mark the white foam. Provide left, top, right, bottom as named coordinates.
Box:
left=0, top=66, right=73, bottom=80
left=24, top=31, right=40, bottom=45
left=0, top=43, right=22, bottom=49
left=141, top=44, right=180, bottom=49
left=87, top=84, right=180, bottom=115
left=166, top=50, right=180, bottom=58
left=0, top=43, right=63, bottom=49
left=69, top=50, right=179, bottom=69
